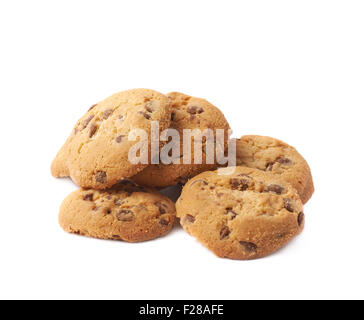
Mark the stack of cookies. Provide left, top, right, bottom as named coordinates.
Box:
left=52, top=89, right=314, bottom=260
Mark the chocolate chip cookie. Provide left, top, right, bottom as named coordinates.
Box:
left=234, top=135, right=314, bottom=204
left=132, top=92, right=231, bottom=188
left=51, top=89, right=172, bottom=189
left=176, top=167, right=304, bottom=260
left=59, top=180, right=176, bottom=242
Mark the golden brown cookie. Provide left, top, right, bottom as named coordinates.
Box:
left=234, top=135, right=314, bottom=204
left=132, top=92, right=231, bottom=188
left=59, top=180, right=176, bottom=243
left=176, top=167, right=304, bottom=260
left=51, top=89, right=172, bottom=189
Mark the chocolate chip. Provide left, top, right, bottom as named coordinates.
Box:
left=143, top=112, right=151, bottom=120
left=284, top=198, right=295, bottom=212
left=276, top=157, right=292, bottom=165
left=220, top=226, right=230, bottom=240
left=116, top=209, right=135, bottom=222
left=187, top=105, right=204, bottom=114
left=82, top=115, right=94, bottom=129
left=115, top=135, right=125, bottom=143
left=267, top=184, right=284, bottom=195
left=112, top=235, right=121, bottom=239
left=226, top=209, right=238, bottom=220
left=266, top=162, right=274, bottom=171
left=267, top=158, right=292, bottom=171
left=184, top=214, right=195, bottom=224
left=239, top=241, right=258, bottom=253
left=159, top=219, right=169, bottom=226
left=138, top=111, right=151, bottom=120
left=106, top=209, right=112, bottom=214
left=190, top=114, right=195, bottom=121
left=83, top=193, right=94, bottom=201
left=114, top=199, right=125, bottom=206
left=171, top=112, right=176, bottom=121
left=155, top=202, right=167, bottom=214
left=145, top=102, right=154, bottom=113
left=103, top=109, right=114, bottom=120
left=298, top=212, right=304, bottom=226
left=95, top=171, right=107, bottom=184
left=230, top=179, right=240, bottom=189
left=230, top=178, right=250, bottom=191
left=89, top=123, right=98, bottom=138
left=88, top=104, right=97, bottom=111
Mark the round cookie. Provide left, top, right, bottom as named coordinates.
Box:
left=176, top=167, right=304, bottom=260
left=234, top=135, right=314, bottom=204
left=59, top=180, right=176, bottom=243
left=132, top=92, right=231, bottom=188
left=51, top=89, right=172, bottom=189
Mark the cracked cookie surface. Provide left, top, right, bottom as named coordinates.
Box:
left=234, top=135, right=314, bottom=204
left=132, top=92, right=231, bottom=188
left=176, top=167, right=304, bottom=260
left=59, top=180, right=176, bottom=243
left=51, top=89, right=172, bottom=189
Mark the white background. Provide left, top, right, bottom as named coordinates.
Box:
left=0, top=0, right=363, bottom=300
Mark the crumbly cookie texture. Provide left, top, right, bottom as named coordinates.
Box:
left=234, top=135, right=314, bottom=204
left=176, top=167, right=304, bottom=260
left=59, top=180, right=176, bottom=243
left=51, top=89, right=172, bottom=189
left=132, top=92, right=231, bottom=188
